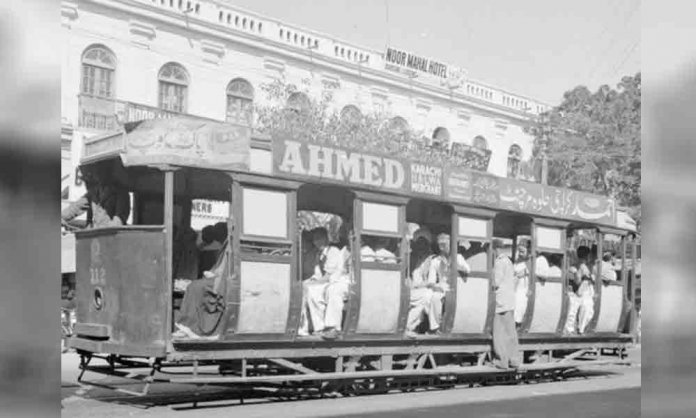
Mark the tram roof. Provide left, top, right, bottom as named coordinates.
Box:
left=81, top=117, right=632, bottom=232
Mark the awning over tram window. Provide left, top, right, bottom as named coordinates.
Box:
left=81, top=117, right=251, bottom=171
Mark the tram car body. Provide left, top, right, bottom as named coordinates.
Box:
left=69, top=118, right=639, bottom=385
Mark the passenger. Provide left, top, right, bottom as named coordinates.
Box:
left=405, top=228, right=436, bottom=336
left=174, top=245, right=230, bottom=340
left=491, top=238, right=521, bottom=370
left=513, top=243, right=531, bottom=327
left=425, top=233, right=470, bottom=333
left=315, top=224, right=351, bottom=340
left=575, top=246, right=595, bottom=334
left=298, top=228, right=329, bottom=336
left=593, top=251, right=617, bottom=283
left=198, top=225, right=223, bottom=276
left=213, top=222, right=228, bottom=244
left=302, top=228, right=350, bottom=340
left=374, top=237, right=397, bottom=263
left=61, top=166, right=130, bottom=228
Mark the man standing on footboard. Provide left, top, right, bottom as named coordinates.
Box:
left=491, top=239, right=521, bottom=370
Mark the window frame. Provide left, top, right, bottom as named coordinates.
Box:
left=158, top=62, right=189, bottom=113
left=226, top=78, right=254, bottom=127
left=80, top=45, right=116, bottom=99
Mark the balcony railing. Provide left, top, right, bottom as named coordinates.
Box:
left=78, top=94, right=217, bottom=131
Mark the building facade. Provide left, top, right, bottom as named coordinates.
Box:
left=61, top=0, right=550, bottom=212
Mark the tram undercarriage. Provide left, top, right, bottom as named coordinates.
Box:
left=73, top=339, right=633, bottom=402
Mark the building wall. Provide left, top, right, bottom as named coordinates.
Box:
left=61, top=0, right=548, bottom=202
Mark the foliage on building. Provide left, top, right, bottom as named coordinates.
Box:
left=254, top=78, right=492, bottom=171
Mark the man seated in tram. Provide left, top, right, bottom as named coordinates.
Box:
left=426, top=233, right=471, bottom=333
left=61, top=164, right=130, bottom=229
left=197, top=223, right=228, bottom=276
left=172, top=221, right=230, bottom=339
left=299, top=227, right=351, bottom=339
left=174, top=240, right=229, bottom=340
left=405, top=228, right=437, bottom=336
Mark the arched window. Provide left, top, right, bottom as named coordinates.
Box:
left=81, top=45, right=116, bottom=98
left=286, top=92, right=311, bottom=113
left=507, top=144, right=523, bottom=178
left=387, top=116, right=409, bottom=135
left=432, top=127, right=451, bottom=146
left=158, top=62, right=189, bottom=113
left=226, top=78, right=254, bottom=126
left=339, top=105, right=362, bottom=128
left=473, top=135, right=488, bottom=150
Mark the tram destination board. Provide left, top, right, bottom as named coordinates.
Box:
left=271, top=138, right=616, bottom=225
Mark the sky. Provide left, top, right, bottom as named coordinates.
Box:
left=226, top=0, right=640, bottom=105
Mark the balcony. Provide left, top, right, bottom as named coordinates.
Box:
left=77, top=94, right=215, bottom=132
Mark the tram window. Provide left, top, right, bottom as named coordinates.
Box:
left=242, top=188, right=288, bottom=238
left=458, top=239, right=491, bottom=272
left=360, top=234, right=400, bottom=264
left=362, top=202, right=399, bottom=234
left=537, top=251, right=563, bottom=279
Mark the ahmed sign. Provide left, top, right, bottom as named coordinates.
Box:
left=385, top=47, right=448, bottom=79
left=274, top=139, right=408, bottom=192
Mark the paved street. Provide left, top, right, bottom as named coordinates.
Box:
left=61, top=346, right=640, bottom=417
left=345, top=388, right=640, bottom=418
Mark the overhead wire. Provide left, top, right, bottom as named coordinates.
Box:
left=586, top=0, right=639, bottom=86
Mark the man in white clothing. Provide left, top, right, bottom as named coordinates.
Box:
left=405, top=231, right=435, bottom=336
left=302, top=228, right=350, bottom=340
left=513, top=244, right=531, bottom=326
left=425, top=233, right=470, bottom=333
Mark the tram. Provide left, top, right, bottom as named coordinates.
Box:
left=69, top=117, right=639, bottom=396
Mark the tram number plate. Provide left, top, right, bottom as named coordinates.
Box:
left=90, top=267, right=106, bottom=286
